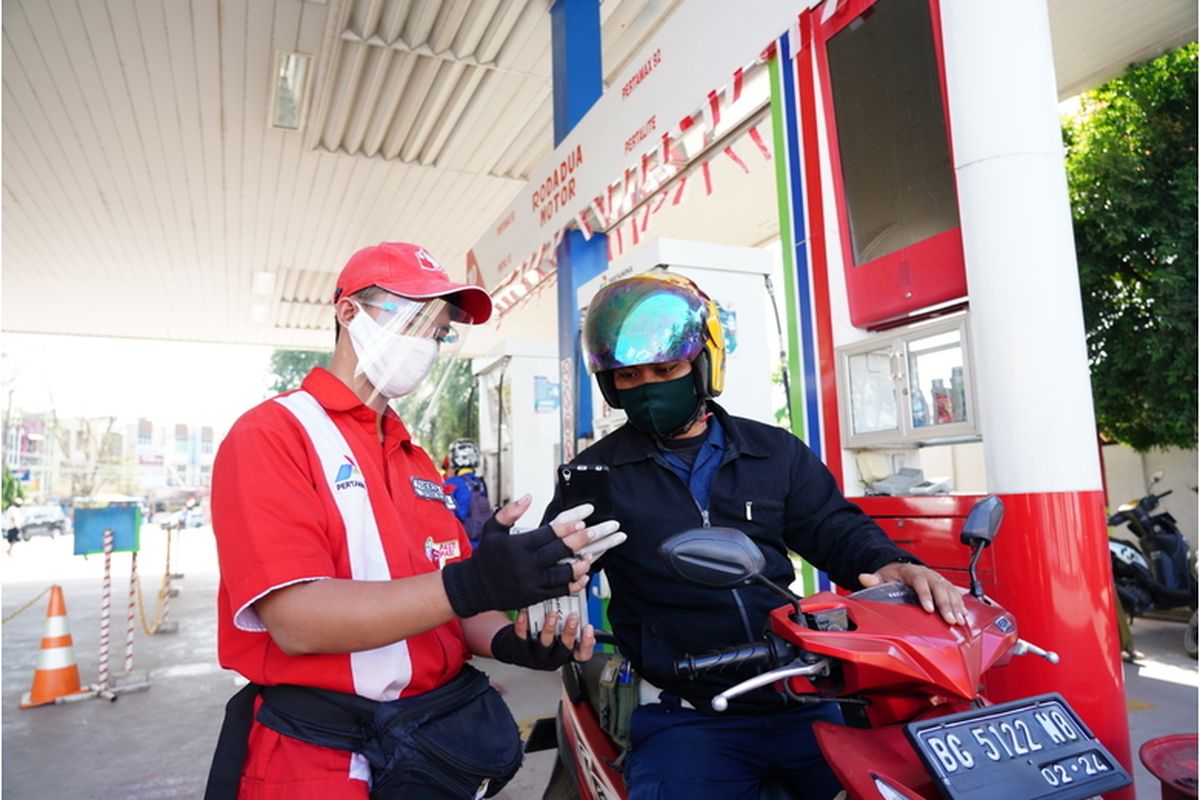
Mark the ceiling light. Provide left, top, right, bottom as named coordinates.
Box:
left=270, top=51, right=312, bottom=131
left=252, top=271, right=276, bottom=295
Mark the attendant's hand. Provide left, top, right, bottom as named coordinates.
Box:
left=490, top=609, right=596, bottom=670
left=858, top=562, right=968, bottom=625
left=442, top=502, right=595, bottom=617
left=484, top=495, right=627, bottom=563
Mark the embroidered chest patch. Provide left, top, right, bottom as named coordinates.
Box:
left=425, top=537, right=461, bottom=569
left=412, top=476, right=447, bottom=501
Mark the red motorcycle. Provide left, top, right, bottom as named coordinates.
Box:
left=529, top=496, right=1131, bottom=800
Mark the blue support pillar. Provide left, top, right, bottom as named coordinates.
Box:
left=551, top=0, right=608, bottom=636
left=550, top=0, right=606, bottom=455
left=551, top=0, right=603, bottom=142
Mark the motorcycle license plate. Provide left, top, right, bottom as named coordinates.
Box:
left=906, top=693, right=1130, bottom=800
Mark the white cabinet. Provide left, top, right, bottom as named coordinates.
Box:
left=836, top=314, right=979, bottom=448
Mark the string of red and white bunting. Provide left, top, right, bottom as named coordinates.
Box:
left=490, top=51, right=774, bottom=318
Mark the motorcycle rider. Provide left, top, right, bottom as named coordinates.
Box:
left=444, top=438, right=492, bottom=548
left=541, top=271, right=967, bottom=799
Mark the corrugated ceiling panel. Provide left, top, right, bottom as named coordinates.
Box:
left=9, top=0, right=1188, bottom=350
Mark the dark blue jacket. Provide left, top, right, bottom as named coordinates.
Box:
left=541, top=402, right=914, bottom=713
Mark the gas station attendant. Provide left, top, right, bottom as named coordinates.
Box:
left=206, top=242, right=625, bottom=799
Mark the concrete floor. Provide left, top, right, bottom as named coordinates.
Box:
left=1, top=528, right=1195, bottom=798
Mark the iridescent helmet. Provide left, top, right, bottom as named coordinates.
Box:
left=448, top=438, right=480, bottom=470
left=582, top=271, right=726, bottom=409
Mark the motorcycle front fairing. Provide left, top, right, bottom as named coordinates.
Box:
left=767, top=587, right=1018, bottom=723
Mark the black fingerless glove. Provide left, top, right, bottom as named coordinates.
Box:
left=442, top=526, right=574, bottom=618
left=490, top=624, right=574, bottom=671
left=478, top=512, right=512, bottom=541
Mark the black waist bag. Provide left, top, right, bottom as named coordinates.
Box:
left=206, top=665, right=522, bottom=800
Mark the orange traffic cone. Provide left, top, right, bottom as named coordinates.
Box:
left=20, top=585, right=86, bottom=708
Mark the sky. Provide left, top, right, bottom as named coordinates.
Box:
left=2, top=333, right=276, bottom=435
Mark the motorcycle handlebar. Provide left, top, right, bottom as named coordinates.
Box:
left=674, top=637, right=795, bottom=679
left=1157, top=490, right=1173, bottom=500
left=594, top=631, right=619, bottom=648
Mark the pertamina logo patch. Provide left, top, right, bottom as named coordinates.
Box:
left=334, top=456, right=365, bottom=491
left=414, top=248, right=445, bottom=274
left=425, top=537, right=461, bottom=570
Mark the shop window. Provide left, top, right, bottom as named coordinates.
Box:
left=836, top=313, right=978, bottom=448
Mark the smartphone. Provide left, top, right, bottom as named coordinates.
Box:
left=557, top=463, right=613, bottom=528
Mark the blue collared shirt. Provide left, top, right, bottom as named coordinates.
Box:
left=657, top=414, right=726, bottom=514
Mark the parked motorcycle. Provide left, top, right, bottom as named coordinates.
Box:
left=530, top=496, right=1131, bottom=799
left=1108, top=470, right=1198, bottom=657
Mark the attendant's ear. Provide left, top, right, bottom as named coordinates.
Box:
left=336, top=298, right=359, bottom=328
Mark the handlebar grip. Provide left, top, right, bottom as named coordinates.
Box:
left=1157, top=490, right=1174, bottom=499
left=593, top=631, right=619, bottom=647
left=674, top=641, right=775, bottom=679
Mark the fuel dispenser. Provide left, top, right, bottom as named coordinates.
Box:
left=472, top=340, right=561, bottom=532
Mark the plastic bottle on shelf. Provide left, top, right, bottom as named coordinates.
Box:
left=910, top=365, right=928, bottom=428
left=950, top=366, right=967, bottom=422
left=911, top=387, right=928, bottom=428
left=931, top=378, right=953, bottom=424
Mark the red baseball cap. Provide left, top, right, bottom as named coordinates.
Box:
left=333, top=242, right=492, bottom=324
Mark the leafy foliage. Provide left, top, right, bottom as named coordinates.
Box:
left=3, top=465, right=24, bottom=509
left=268, top=349, right=331, bottom=394
left=1063, top=44, right=1197, bottom=451
left=395, top=359, right=478, bottom=463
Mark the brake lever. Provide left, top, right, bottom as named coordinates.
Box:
left=1012, top=638, right=1060, bottom=664
left=710, top=658, right=832, bottom=712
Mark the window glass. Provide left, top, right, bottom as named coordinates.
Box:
left=906, top=328, right=965, bottom=427
left=826, top=0, right=960, bottom=265
left=847, top=348, right=899, bottom=435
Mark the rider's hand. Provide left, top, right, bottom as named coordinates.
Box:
left=490, top=609, right=596, bottom=670
left=859, top=562, right=968, bottom=626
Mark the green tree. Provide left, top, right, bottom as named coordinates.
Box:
left=1063, top=43, right=1198, bottom=451
left=396, top=359, right=478, bottom=462
left=268, top=349, right=331, bottom=394
left=3, top=465, right=24, bottom=509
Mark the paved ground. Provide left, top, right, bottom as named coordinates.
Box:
left=1, top=527, right=1195, bottom=798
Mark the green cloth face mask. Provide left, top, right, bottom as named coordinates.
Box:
left=616, top=373, right=702, bottom=438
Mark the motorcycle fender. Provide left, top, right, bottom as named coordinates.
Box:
left=1110, top=539, right=1150, bottom=571
left=813, top=720, right=938, bottom=799
left=559, top=688, right=624, bottom=800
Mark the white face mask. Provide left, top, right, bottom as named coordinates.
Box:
left=347, top=306, right=439, bottom=399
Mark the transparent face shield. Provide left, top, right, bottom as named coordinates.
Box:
left=349, top=290, right=472, bottom=416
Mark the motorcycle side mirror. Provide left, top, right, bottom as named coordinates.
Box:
left=960, top=495, right=1004, bottom=548
left=659, top=527, right=803, bottom=615
left=658, top=527, right=765, bottom=588
left=1150, top=470, right=1164, bottom=486
left=961, top=496, right=1004, bottom=599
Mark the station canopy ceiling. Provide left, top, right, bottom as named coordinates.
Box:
left=2, top=0, right=1195, bottom=352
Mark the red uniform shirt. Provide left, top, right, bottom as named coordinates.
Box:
left=212, top=368, right=473, bottom=798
